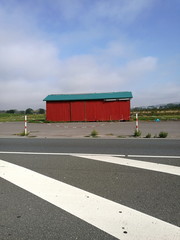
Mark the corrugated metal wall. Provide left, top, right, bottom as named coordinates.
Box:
left=46, top=100, right=130, bottom=122
left=70, top=101, right=85, bottom=121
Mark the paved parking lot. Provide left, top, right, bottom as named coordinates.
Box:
left=0, top=121, right=180, bottom=138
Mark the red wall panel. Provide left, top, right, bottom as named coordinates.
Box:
left=109, top=101, right=124, bottom=120
left=46, top=101, right=70, bottom=121
left=85, top=101, right=102, bottom=121
left=119, top=100, right=130, bottom=120
left=71, top=101, right=85, bottom=121
left=97, top=102, right=108, bottom=121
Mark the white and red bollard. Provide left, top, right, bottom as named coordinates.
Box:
left=135, top=113, right=138, bottom=132
left=25, top=115, right=28, bottom=135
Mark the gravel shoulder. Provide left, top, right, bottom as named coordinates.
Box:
left=0, top=121, right=180, bottom=139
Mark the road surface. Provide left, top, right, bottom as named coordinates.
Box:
left=0, top=138, right=180, bottom=239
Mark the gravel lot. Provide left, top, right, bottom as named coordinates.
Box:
left=0, top=121, right=180, bottom=139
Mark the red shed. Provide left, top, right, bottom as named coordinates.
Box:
left=43, top=92, right=133, bottom=122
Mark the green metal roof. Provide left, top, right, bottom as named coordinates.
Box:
left=43, top=92, right=133, bottom=102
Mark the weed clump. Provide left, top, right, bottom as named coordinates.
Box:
left=90, top=129, right=98, bottom=138
left=134, top=130, right=141, bottom=137
left=159, top=132, right=168, bottom=138
left=20, top=130, right=29, bottom=136
left=15, top=130, right=30, bottom=136
left=145, top=133, right=151, bottom=138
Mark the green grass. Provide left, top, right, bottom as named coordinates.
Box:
left=131, top=115, right=180, bottom=121
left=131, top=110, right=180, bottom=121
left=0, top=113, right=45, bottom=122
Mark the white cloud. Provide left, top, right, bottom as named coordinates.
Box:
left=0, top=41, right=60, bottom=81
left=95, top=40, right=134, bottom=59
left=0, top=3, right=61, bottom=109
left=133, top=83, right=180, bottom=107
left=0, top=79, right=56, bottom=110
left=9, top=0, right=154, bottom=29
left=0, top=8, right=159, bottom=109
left=121, top=57, right=158, bottom=80
left=92, top=0, right=154, bottom=24
left=0, top=40, right=159, bottom=109
left=54, top=54, right=158, bottom=94
left=0, top=0, right=179, bottom=110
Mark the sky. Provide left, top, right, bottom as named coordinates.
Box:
left=0, top=0, right=180, bottom=110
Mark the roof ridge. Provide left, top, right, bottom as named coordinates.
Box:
left=49, top=91, right=131, bottom=95
left=43, top=92, right=133, bottom=101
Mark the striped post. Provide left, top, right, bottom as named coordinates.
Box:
left=136, top=113, right=138, bottom=132
left=25, top=115, right=28, bottom=136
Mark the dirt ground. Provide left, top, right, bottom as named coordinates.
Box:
left=0, top=121, right=180, bottom=139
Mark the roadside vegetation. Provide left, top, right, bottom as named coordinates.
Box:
left=90, top=129, right=99, bottom=137
left=158, top=131, right=168, bottom=138
left=145, top=133, right=151, bottom=138
left=14, top=130, right=30, bottom=137
left=0, top=108, right=45, bottom=122
left=133, top=130, right=141, bottom=137
left=144, top=132, right=168, bottom=138
left=131, top=103, right=180, bottom=121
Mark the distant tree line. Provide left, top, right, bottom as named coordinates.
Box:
left=0, top=108, right=45, bottom=114
left=132, top=103, right=180, bottom=111
left=159, top=103, right=180, bottom=110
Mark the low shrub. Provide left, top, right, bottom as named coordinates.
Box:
left=159, top=132, right=168, bottom=138
left=145, top=133, right=151, bottom=138
left=90, top=129, right=98, bottom=138
left=134, top=130, right=141, bottom=137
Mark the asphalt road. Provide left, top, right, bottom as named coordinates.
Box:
left=0, top=138, right=180, bottom=155
left=0, top=138, right=180, bottom=240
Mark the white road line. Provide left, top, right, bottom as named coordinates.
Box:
left=74, top=154, right=180, bottom=176
left=0, top=151, right=72, bottom=156
left=0, top=151, right=126, bottom=157
left=127, top=155, right=180, bottom=159
left=0, top=151, right=180, bottom=175
left=0, top=159, right=179, bottom=240
left=0, top=151, right=180, bottom=159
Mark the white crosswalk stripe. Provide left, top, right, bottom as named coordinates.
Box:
left=0, top=154, right=180, bottom=240
left=74, top=154, right=180, bottom=176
